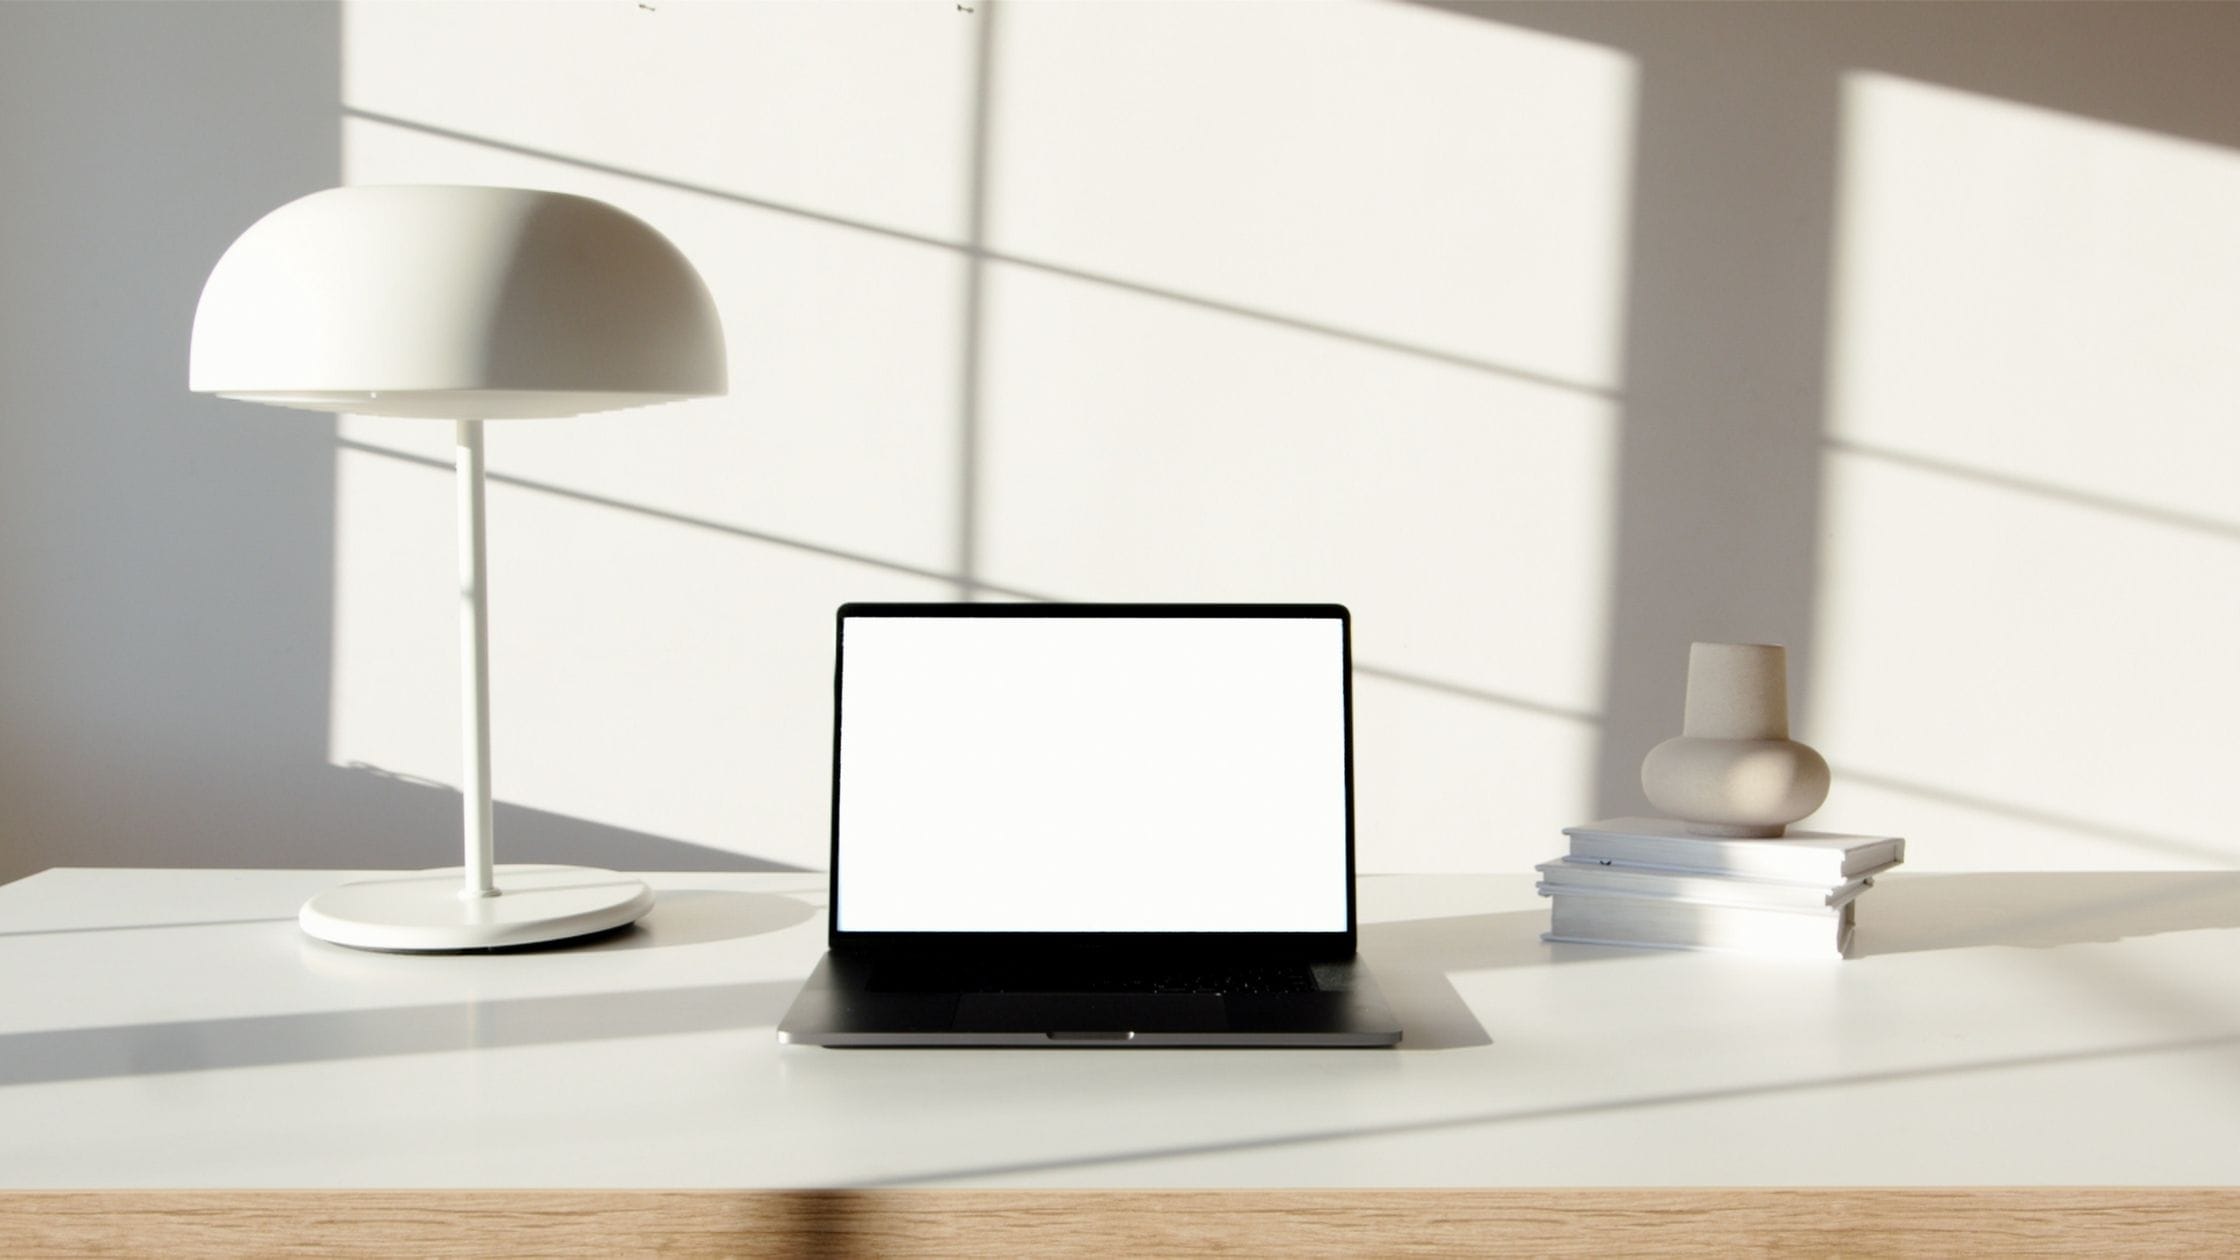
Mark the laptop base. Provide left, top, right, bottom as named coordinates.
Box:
left=777, top=953, right=1402, bottom=1048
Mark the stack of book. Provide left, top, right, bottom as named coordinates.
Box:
left=1537, top=817, right=1905, bottom=960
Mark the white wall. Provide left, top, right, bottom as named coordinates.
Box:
left=2, top=1, right=2235, bottom=882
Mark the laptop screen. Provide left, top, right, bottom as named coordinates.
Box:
left=832, top=605, right=1352, bottom=936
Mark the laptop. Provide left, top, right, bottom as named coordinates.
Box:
left=776, top=602, right=1402, bottom=1047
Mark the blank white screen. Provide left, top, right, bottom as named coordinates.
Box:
left=836, top=615, right=1350, bottom=932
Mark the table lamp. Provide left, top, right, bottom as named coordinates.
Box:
left=189, top=185, right=726, bottom=950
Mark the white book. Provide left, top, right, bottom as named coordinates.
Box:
left=1534, top=858, right=1877, bottom=910
left=1544, top=891, right=1855, bottom=960
left=1563, top=817, right=1904, bottom=882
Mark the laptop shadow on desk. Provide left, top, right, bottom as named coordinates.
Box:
left=1858, top=871, right=2240, bottom=956
left=1361, top=909, right=1560, bottom=1051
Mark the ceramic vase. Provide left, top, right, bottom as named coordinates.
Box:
left=1640, top=642, right=1829, bottom=838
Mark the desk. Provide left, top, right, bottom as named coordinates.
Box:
left=2, top=868, right=2237, bottom=1255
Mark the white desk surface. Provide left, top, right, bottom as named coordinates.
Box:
left=2, top=867, right=2236, bottom=1190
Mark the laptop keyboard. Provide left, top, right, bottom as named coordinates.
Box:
left=869, top=960, right=1320, bottom=997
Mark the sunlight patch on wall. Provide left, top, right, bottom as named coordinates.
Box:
left=329, top=2, right=975, bottom=868
left=337, top=103, right=966, bottom=576
left=1814, top=74, right=2240, bottom=870
left=1828, top=74, right=2240, bottom=527
left=980, top=266, right=1617, bottom=869
left=982, top=266, right=1617, bottom=711
left=977, top=3, right=1634, bottom=869
left=329, top=443, right=949, bottom=869
left=342, top=0, right=975, bottom=241
left=990, top=1, right=1637, bottom=392
left=339, top=0, right=970, bottom=577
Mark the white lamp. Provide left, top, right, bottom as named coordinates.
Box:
left=189, top=185, right=726, bottom=950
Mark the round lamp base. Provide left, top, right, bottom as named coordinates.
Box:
left=300, top=865, right=655, bottom=952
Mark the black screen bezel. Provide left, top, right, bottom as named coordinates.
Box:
left=828, top=602, right=1358, bottom=961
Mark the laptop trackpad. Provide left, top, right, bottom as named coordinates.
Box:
left=953, top=993, right=1227, bottom=1033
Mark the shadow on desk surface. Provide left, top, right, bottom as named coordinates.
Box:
left=1861, top=871, right=2240, bottom=956
left=0, top=980, right=805, bottom=1088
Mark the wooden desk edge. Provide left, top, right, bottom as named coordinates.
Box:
left=4, top=1188, right=2237, bottom=1257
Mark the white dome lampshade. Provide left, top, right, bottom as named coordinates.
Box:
left=189, top=185, right=728, bottom=951
left=190, top=184, right=725, bottom=417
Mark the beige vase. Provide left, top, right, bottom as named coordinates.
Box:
left=1640, top=642, right=1829, bottom=838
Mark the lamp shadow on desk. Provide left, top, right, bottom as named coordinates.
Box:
left=1362, top=909, right=1559, bottom=1051
left=1858, top=871, right=2240, bottom=957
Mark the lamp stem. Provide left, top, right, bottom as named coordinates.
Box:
left=456, top=418, right=498, bottom=900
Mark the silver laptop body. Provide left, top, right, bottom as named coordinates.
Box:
left=776, top=602, right=1401, bottom=1048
